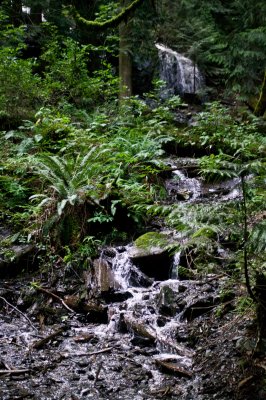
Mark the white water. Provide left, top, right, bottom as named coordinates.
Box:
left=93, top=247, right=194, bottom=369
left=164, top=158, right=242, bottom=203
left=156, top=43, right=204, bottom=95
left=172, top=168, right=202, bottom=201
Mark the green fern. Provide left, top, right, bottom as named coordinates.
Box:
left=249, top=220, right=266, bottom=253
left=30, top=148, right=103, bottom=213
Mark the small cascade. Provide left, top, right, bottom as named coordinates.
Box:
left=163, top=157, right=242, bottom=204
left=164, top=160, right=202, bottom=202
left=93, top=245, right=195, bottom=372
left=23, top=160, right=242, bottom=399
left=156, top=43, right=204, bottom=96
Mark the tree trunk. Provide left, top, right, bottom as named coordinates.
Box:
left=11, top=0, right=22, bottom=26
left=119, top=0, right=133, bottom=99
left=254, top=71, right=266, bottom=117
left=30, top=3, right=42, bottom=25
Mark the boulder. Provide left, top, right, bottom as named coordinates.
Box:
left=85, top=257, right=120, bottom=294
left=82, top=301, right=108, bottom=323
left=128, top=232, right=175, bottom=280
left=0, top=244, right=36, bottom=278
left=92, top=258, right=117, bottom=292
left=156, top=283, right=180, bottom=316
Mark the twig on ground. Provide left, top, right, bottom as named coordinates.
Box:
left=0, top=369, right=31, bottom=375
left=94, top=361, right=103, bottom=386
left=70, top=347, right=114, bottom=357
left=31, top=327, right=66, bottom=349
left=0, top=296, right=37, bottom=332
left=35, top=286, right=75, bottom=313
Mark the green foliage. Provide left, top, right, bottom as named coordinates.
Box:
left=29, top=148, right=104, bottom=235
left=25, top=95, right=177, bottom=246
left=63, top=235, right=102, bottom=267
left=249, top=220, right=266, bottom=253
left=0, top=0, right=264, bottom=286
left=0, top=43, right=42, bottom=125
left=18, top=107, right=74, bottom=151
left=0, top=128, right=34, bottom=219
left=41, top=36, right=118, bottom=107
left=156, top=0, right=266, bottom=98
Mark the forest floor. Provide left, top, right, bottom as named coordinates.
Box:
left=1, top=269, right=266, bottom=400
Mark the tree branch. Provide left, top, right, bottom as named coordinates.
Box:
left=70, top=0, right=145, bottom=31
left=254, top=70, right=266, bottom=117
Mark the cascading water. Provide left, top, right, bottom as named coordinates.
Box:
left=92, top=246, right=194, bottom=377
left=164, top=157, right=241, bottom=203
left=155, top=43, right=204, bottom=96
left=0, top=159, right=245, bottom=400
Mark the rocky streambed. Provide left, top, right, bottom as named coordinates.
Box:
left=0, top=267, right=264, bottom=400
left=0, top=157, right=265, bottom=399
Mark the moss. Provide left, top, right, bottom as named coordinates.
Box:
left=192, top=226, right=217, bottom=239
left=72, top=0, right=145, bottom=31
left=134, top=232, right=171, bottom=252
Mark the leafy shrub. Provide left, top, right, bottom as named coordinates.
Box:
left=0, top=47, right=43, bottom=126
left=41, top=37, right=118, bottom=107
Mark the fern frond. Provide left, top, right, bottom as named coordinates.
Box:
left=249, top=220, right=266, bottom=253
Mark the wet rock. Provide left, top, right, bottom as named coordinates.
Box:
left=129, top=232, right=175, bottom=280
left=82, top=301, right=108, bottom=323
left=0, top=244, right=36, bottom=278
left=102, top=290, right=133, bottom=303
left=157, top=316, right=169, bottom=327
left=70, top=374, right=80, bottom=381
left=156, top=284, right=180, bottom=316
left=76, top=360, right=90, bottom=368
left=131, top=335, right=154, bottom=347
left=175, top=327, right=190, bottom=342
left=178, top=283, right=189, bottom=292
left=183, top=296, right=217, bottom=321
left=201, top=177, right=241, bottom=198
left=92, top=258, right=117, bottom=293
left=128, top=267, right=154, bottom=287
left=165, top=180, right=193, bottom=200
left=84, top=256, right=119, bottom=298
left=101, top=247, right=117, bottom=258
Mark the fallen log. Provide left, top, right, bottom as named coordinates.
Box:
left=123, top=314, right=156, bottom=342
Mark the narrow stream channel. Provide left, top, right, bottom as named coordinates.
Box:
left=0, top=158, right=245, bottom=399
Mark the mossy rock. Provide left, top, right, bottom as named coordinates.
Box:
left=133, top=232, right=173, bottom=257
left=129, top=232, right=175, bottom=281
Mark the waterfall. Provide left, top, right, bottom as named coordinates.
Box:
left=155, top=43, right=204, bottom=96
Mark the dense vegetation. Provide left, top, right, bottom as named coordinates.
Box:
left=0, top=0, right=265, bottom=332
